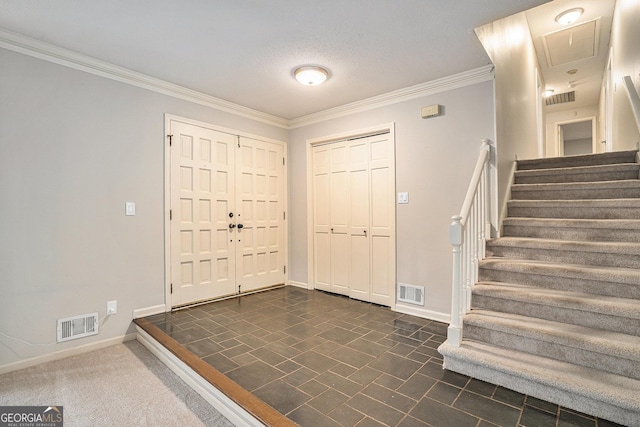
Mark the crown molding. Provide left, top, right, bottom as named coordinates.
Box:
left=288, top=65, right=495, bottom=129
left=0, top=28, right=289, bottom=129
left=1, top=28, right=494, bottom=131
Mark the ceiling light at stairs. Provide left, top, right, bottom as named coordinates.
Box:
left=555, top=8, right=584, bottom=25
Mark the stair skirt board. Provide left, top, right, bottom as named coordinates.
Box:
left=439, top=342, right=640, bottom=427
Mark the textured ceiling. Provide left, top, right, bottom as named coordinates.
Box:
left=0, top=0, right=550, bottom=120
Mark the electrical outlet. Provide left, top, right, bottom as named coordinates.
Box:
left=107, top=300, right=117, bottom=315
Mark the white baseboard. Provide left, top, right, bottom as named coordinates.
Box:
left=0, top=333, right=137, bottom=375
left=135, top=326, right=263, bottom=427
left=288, top=280, right=310, bottom=289
left=133, top=304, right=166, bottom=319
left=394, top=303, right=450, bottom=324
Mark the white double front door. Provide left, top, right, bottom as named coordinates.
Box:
left=312, top=132, right=396, bottom=307
left=168, top=118, right=285, bottom=308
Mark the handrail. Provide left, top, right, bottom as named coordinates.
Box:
left=458, top=142, right=491, bottom=224
left=622, top=76, right=640, bottom=135
left=447, top=138, right=494, bottom=347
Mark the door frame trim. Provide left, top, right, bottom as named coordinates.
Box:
left=164, top=114, right=288, bottom=311
left=555, top=116, right=597, bottom=157
left=305, top=122, right=396, bottom=310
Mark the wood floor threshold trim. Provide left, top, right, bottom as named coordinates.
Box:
left=133, top=318, right=296, bottom=427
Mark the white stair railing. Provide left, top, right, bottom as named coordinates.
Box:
left=447, top=138, right=494, bottom=347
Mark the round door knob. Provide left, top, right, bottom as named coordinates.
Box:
left=229, top=223, right=236, bottom=229
left=237, top=223, right=244, bottom=229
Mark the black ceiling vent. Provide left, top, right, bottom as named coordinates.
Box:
left=546, top=91, right=576, bottom=106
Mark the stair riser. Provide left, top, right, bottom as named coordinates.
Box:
left=471, top=294, right=640, bottom=336
left=507, top=206, right=640, bottom=219
left=515, top=170, right=640, bottom=184
left=485, top=246, right=640, bottom=269
left=511, top=187, right=640, bottom=200
left=502, top=225, right=640, bottom=243
left=478, top=268, right=640, bottom=299
left=463, top=325, right=640, bottom=380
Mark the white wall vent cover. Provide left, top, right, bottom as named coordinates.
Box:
left=398, top=284, right=424, bottom=306
left=57, top=312, right=99, bottom=342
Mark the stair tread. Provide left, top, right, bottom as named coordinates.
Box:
left=473, top=282, right=640, bottom=319
left=487, top=236, right=640, bottom=254
left=508, top=198, right=640, bottom=207
left=512, top=179, right=640, bottom=190
left=480, top=257, right=640, bottom=284
left=465, top=310, right=640, bottom=360
left=502, top=217, right=640, bottom=230
left=515, top=163, right=640, bottom=177
left=438, top=340, right=640, bottom=409
left=516, top=150, right=639, bottom=170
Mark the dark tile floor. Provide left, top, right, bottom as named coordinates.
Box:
left=144, top=287, right=622, bottom=427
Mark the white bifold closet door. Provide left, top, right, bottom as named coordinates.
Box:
left=169, top=119, right=285, bottom=308
left=312, top=132, right=395, bottom=307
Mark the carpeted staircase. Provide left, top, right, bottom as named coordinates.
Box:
left=439, top=150, right=640, bottom=426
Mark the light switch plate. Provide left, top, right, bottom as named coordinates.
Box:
left=397, top=192, right=409, bottom=204
left=107, top=300, right=117, bottom=315
left=125, top=202, right=136, bottom=216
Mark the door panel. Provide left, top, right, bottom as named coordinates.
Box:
left=170, top=122, right=236, bottom=306
left=235, top=137, right=285, bottom=293
left=170, top=120, right=285, bottom=307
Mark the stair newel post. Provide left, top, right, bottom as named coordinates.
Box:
left=449, top=215, right=464, bottom=346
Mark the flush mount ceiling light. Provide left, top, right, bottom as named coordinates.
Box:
left=555, top=8, right=584, bottom=25
left=294, top=66, right=329, bottom=86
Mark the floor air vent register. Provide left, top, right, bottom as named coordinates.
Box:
left=57, top=312, right=99, bottom=342
left=397, top=283, right=425, bottom=305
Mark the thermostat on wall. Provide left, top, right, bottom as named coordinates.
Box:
left=421, top=104, right=443, bottom=119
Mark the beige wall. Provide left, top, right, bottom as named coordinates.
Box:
left=476, top=12, right=541, bottom=225
left=1, top=47, right=495, bottom=367
left=289, top=81, right=496, bottom=320
left=0, top=48, right=287, bottom=367
left=610, top=0, right=640, bottom=150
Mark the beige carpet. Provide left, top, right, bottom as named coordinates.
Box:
left=0, top=340, right=233, bottom=427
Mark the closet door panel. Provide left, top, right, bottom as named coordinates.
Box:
left=311, top=132, right=395, bottom=306
left=330, top=232, right=349, bottom=295
left=312, top=145, right=331, bottom=291
left=348, top=140, right=370, bottom=301
left=369, top=134, right=395, bottom=306
left=349, top=233, right=370, bottom=301
left=329, top=143, right=349, bottom=295
left=371, top=235, right=392, bottom=304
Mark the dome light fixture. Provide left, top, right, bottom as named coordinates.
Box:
left=294, top=66, right=329, bottom=86
left=555, top=8, right=584, bottom=25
